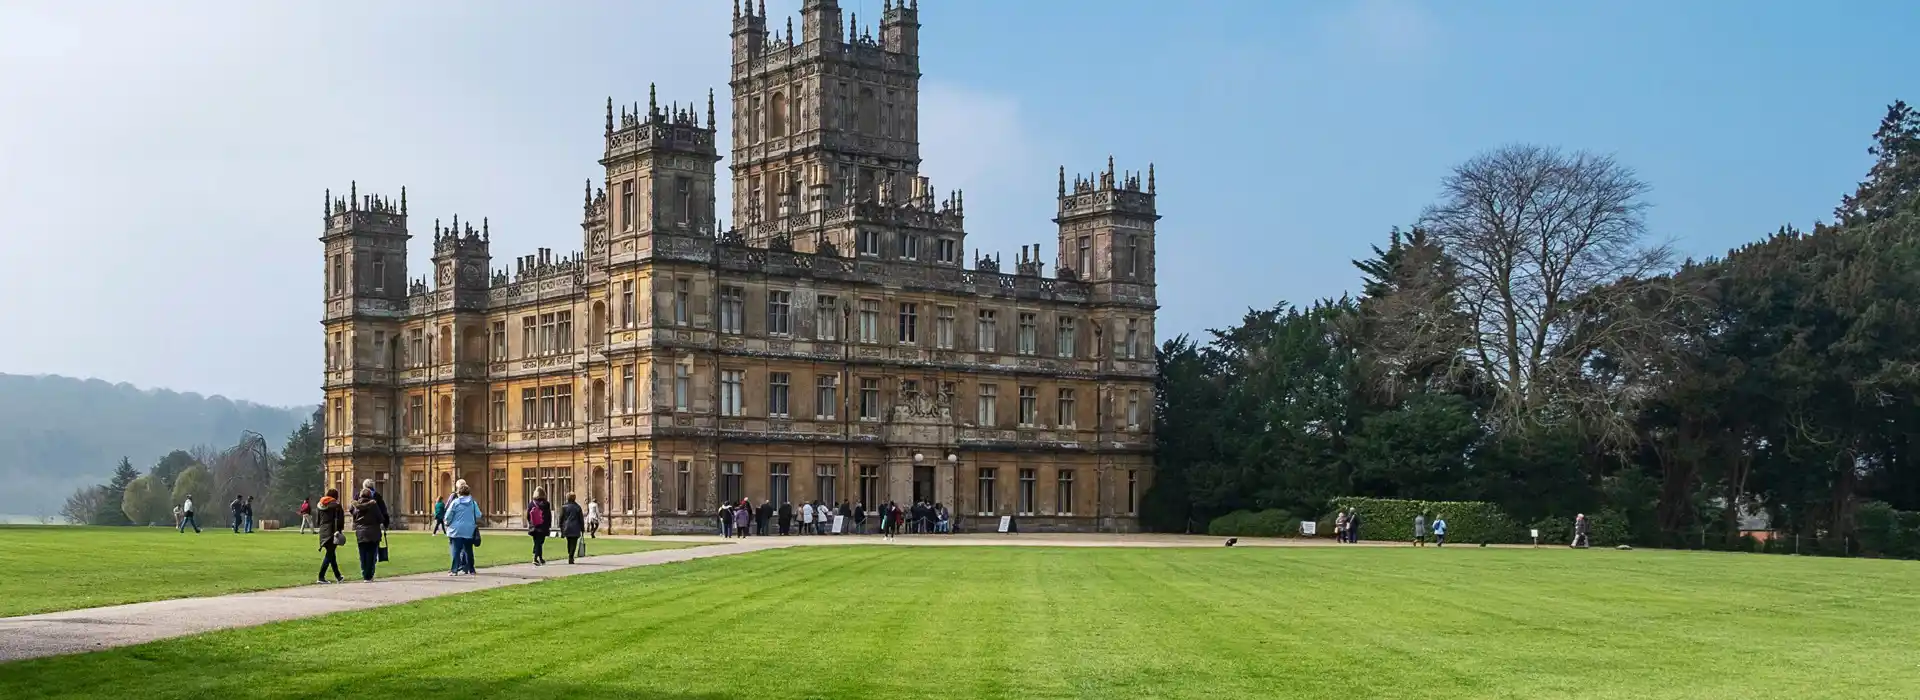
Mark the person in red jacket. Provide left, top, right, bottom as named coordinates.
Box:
left=298, top=497, right=314, bottom=534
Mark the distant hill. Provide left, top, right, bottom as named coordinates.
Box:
left=0, top=374, right=313, bottom=517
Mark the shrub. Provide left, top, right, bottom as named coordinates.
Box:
left=1207, top=509, right=1301, bottom=537
left=1531, top=515, right=1572, bottom=544
left=1589, top=510, right=1631, bottom=547
left=1327, top=497, right=1525, bottom=544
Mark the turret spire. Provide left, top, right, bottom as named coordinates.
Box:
left=648, top=83, right=657, bottom=117
left=707, top=88, right=716, bottom=128
left=1148, top=163, right=1156, bottom=194
left=1058, top=166, right=1066, bottom=197
left=400, top=186, right=407, bottom=215
left=605, top=97, right=614, bottom=135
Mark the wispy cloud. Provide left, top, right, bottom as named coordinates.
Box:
left=1316, top=0, right=1440, bottom=64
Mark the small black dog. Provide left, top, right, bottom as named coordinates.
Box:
left=1225, top=538, right=1238, bottom=547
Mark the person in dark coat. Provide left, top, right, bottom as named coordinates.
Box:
left=349, top=488, right=383, bottom=582
left=314, top=488, right=345, bottom=584
left=756, top=500, right=773, bottom=536
left=558, top=492, right=586, bottom=564
left=527, top=488, right=554, bottom=566
left=853, top=502, right=867, bottom=535
left=778, top=501, right=793, bottom=535
left=361, top=479, right=391, bottom=529
left=230, top=495, right=245, bottom=533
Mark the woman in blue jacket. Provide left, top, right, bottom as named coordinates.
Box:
left=444, top=479, right=483, bottom=575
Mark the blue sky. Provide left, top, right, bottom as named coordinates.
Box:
left=0, top=0, right=1914, bottom=407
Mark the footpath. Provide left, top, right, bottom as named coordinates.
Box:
left=0, top=531, right=1350, bottom=663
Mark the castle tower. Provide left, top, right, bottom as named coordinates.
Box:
left=1056, top=159, right=1159, bottom=363
left=319, top=183, right=410, bottom=499
left=730, top=0, right=922, bottom=229
left=601, top=85, right=723, bottom=255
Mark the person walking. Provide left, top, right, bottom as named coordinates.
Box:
left=586, top=498, right=601, bottom=539
left=242, top=496, right=256, bottom=534
left=298, top=497, right=314, bottom=534
left=1346, top=509, right=1363, bottom=543
left=559, top=492, right=586, bottom=565
left=431, top=495, right=447, bottom=536
left=1432, top=514, right=1449, bottom=547
left=230, top=495, right=245, bottom=533
left=314, top=488, right=345, bottom=584
left=527, top=488, right=553, bottom=566
left=444, top=479, right=481, bottom=575
left=879, top=501, right=896, bottom=541
left=1572, top=513, right=1591, bottom=549
left=177, top=495, right=200, bottom=533
left=1413, top=513, right=1428, bottom=546
left=172, top=504, right=183, bottom=530
left=349, top=488, right=383, bottom=582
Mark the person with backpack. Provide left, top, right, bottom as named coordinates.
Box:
left=298, top=497, right=314, bottom=534
left=559, top=492, right=586, bottom=565
left=526, top=488, right=553, bottom=566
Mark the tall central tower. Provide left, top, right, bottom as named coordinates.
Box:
left=729, top=0, right=922, bottom=228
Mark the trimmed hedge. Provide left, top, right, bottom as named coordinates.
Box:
left=1207, top=509, right=1301, bottom=538
left=1327, top=497, right=1524, bottom=544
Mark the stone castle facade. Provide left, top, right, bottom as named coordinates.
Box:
left=319, top=0, right=1159, bottom=533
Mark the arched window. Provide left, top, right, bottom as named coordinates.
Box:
left=769, top=93, right=789, bottom=139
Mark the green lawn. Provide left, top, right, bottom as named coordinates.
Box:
left=0, top=526, right=695, bottom=617
left=3, top=544, right=1917, bottom=699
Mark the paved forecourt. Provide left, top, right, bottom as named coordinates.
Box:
left=0, top=531, right=1364, bottom=663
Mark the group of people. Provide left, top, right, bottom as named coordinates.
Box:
left=169, top=494, right=260, bottom=534
left=310, top=480, right=391, bottom=583
left=1330, top=509, right=1452, bottom=546
left=715, top=500, right=955, bottom=538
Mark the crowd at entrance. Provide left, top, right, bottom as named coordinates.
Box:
left=716, top=500, right=954, bottom=538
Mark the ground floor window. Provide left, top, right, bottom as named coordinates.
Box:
left=978, top=468, right=998, bottom=515
left=720, top=462, right=744, bottom=504
left=409, top=471, right=425, bottom=515
left=490, top=469, right=507, bottom=515
left=769, top=462, right=791, bottom=505
left=622, top=459, right=635, bottom=514
left=859, top=464, right=881, bottom=507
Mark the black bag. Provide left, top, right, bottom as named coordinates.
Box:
left=377, top=532, right=390, bottom=562
left=473, top=530, right=483, bottom=547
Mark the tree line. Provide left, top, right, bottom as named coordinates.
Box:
left=1145, top=101, right=1920, bottom=549
left=60, top=408, right=325, bottom=527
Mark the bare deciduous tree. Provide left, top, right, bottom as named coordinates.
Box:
left=1419, top=144, right=1673, bottom=425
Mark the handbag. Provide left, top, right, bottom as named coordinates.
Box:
left=377, top=532, right=390, bottom=562
left=472, top=529, right=483, bottom=547
left=576, top=538, right=587, bottom=558
left=330, top=531, right=344, bottom=546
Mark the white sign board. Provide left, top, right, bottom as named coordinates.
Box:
left=1300, top=521, right=1317, bottom=536
left=831, top=515, right=845, bottom=534
left=997, top=515, right=1012, bottom=533
left=1530, top=528, right=1540, bottom=539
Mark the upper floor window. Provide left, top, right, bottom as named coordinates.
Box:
left=1077, top=237, right=1091, bottom=276
left=621, top=181, right=635, bottom=231
left=370, top=253, right=386, bottom=292
left=858, top=230, right=882, bottom=257
left=858, top=300, right=880, bottom=343
left=767, top=290, right=792, bottom=336
left=901, top=234, right=920, bottom=261
left=769, top=93, right=789, bottom=139
left=620, top=280, right=635, bottom=327
left=1017, top=313, right=1038, bottom=356
left=1056, top=317, right=1076, bottom=358
left=816, top=295, right=839, bottom=341
left=674, top=278, right=691, bottom=325
left=897, top=302, right=918, bottom=345
left=976, top=310, right=998, bottom=352
left=937, top=238, right=958, bottom=264
left=719, top=286, right=744, bottom=335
